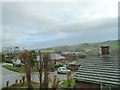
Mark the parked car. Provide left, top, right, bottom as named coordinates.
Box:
left=13, top=59, right=22, bottom=67
left=57, top=67, right=70, bottom=74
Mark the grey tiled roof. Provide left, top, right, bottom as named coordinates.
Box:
left=50, top=53, right=65, bottom=60
left=74, top=57, right=120, bottom=85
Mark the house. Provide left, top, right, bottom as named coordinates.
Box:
left=50, top=53, right=65, bottom=65
left=67, top=61, right=80, bottom=71
left=74, top=46, right=120, bottom=90
left=65, top=52, right=76, bottom=61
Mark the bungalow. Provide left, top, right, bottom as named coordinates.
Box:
left=50, top=53, right=65, bottom=65
left=74, top=46, right=120, bottom=90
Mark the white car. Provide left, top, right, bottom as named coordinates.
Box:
left=13, top=60, right=22, bottom=67
left=57, top=67, right=70, bottom=74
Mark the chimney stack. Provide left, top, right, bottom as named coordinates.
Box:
left=101, top=45, right=110, bottom=58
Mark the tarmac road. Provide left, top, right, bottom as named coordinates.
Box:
left=0, top=63, right=73, bottom=89
left=1, top=63, right=25, bottom=89
left=31, top=71, right=69, bottom=83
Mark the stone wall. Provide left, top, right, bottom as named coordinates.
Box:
left=75, top=81, right=100, bottom=90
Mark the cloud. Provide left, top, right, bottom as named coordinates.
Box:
left=2, top=0, right=118, bottom=49
left=28, top=18, right=118, bottom=49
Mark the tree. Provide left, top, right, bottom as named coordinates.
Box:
left=35, top=52, right=50, bottom=89
left=66, top=71, right=73, bottom=90
left=35, top=51, right=44, bottom=90
left=2, top=53, right=5, bottom=62
left=43, top=52, right=50, bottom=89
left=20, top=51, right=33, bottom=89
left=49, top=75, right=60, bottom=90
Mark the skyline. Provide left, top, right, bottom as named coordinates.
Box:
left=1, top=0, right=118, bottom=50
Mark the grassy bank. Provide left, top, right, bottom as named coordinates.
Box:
left=2, top=65, right=24, bottom=73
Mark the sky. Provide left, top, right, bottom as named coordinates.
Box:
left=1, top=0, right=119, bottom=50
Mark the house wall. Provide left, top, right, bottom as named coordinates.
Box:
left=68, top=64, right=80, bottom=71
left=55, top=59, right=65, bottom=65
left=65, top=54, right=76, bottom=61
left=75, top=81, right=100, bottom=90
left=101, top=84, right=120, bottom=90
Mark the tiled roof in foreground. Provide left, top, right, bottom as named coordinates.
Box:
left=74, top=56, right=120, bottom=86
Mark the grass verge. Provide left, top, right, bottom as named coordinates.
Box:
left=2, top=65, right=24, bottom=73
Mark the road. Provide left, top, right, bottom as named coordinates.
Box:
left=0, top=63, right=72, bottom=89
left=31, top=71, right=68, bottom=83
left=0, top=63, right=25, bottom=89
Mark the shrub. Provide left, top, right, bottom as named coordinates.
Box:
left=78, top=54, right=86, bottom=58
left=54, top=64, right=63, bottom=68
left=5, top=59, right=13, bottom=63
left=60, top=80, right=75, bottom=88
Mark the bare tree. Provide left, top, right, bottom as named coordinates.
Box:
left=21, top=51, right=33, bottom=89
left=43, top=52, right=50, bottom=89
left=66, top=71, right=72, bottom=89
left=49, top=75, right=60, bottom=90
left=35, top=51, right=44, bottom=90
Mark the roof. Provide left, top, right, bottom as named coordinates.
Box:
left=69, top=61, right=77, bottom=65
left=101, top=45, right=109, bottom=47
left=69, top=61, right=80, bottom=65
left=50, top=53, right=65, bottom=61
left=74, top=56, right=120, bottom=86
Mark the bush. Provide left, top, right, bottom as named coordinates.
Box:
left=60, top=80, right=75, bottom=88
left=78, top=54, right=86, bottom=58
left=0, top=54, right=2, bottom=62
left=50, top=67, right=55, bottom=72
left=54, top=64, right=63, bottom=68
left=5, top=59, right=13, bottom=63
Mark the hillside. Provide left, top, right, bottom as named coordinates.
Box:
left=42, top=40, right=118, bottom=53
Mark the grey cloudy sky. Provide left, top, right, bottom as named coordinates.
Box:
left=1, top=0, right=118, bottom=50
